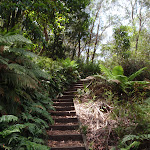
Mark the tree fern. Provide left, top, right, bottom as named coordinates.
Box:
left=0, top=34, right=31, bottom=46
left=9, top=48, right=37, bottom=58
left=2, top=72, right=38, bottom=89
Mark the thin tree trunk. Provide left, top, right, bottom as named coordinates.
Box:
left=44, top=26, right=49, bottom=42
left=38, top=25, right=49, bottom=55
left=135, top=3, right=143, bottom=52
left=78, top=35, right=81, bottom=59
left=0, top=46, right=4, bottom=54
left=11, top=10, right=16, bottom=28
left=86, top=3, right=102, bottom=63
left=91, top=16, right=101, bottom=63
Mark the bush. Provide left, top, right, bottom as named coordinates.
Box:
left=77, top=59, right=101, bottom=78
left=120, top=58, right=150, bottom=81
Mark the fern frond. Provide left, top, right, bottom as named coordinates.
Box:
left=121, top=134, right=150, bottom=145
left=8, top=63, right=38, bottom=81
left=33, top=118, right=48, bottom=128
left=7, top=133, right=20, bottom=145
left=128, top=67, right=147, bottom=81
left=9, top=48, right=37, bottom=58
left=123, top=141, right=141, bottom=150
left=0, top=34, right=32, bottom=45
left=2, top=72, right=38, bottom=89
left=0, top=55, right=9, bottom=65
left=19, top=137, right=50, bottom=150
left=29, top=104, right=54, bottom=124
left=99, top=64, right=114, bottom=79
left=94, top=74, right=107, bottom=81
left=0, top=115, right=18, bottom=123
left=32, top=138, right=45, bottom=144
left=112, top=66, right=124, bottom=76
left=24, top=123, right=37, bottom=136
left=21, top=113, right=33, bottom=121
left=8, top=63, right=27, bottom=75
left=0, top=124, right=26, bottom=138
left=121, top=135, right=139, bottom=144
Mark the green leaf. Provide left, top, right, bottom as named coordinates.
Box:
left=99, top=64, right=114, bottom=79
left=0, top=124, right=26, bottom=138
left=128, top=67, right=147, bottom=81
left=0, top=115, right=18, bottom=123
left=112, top=66, right=124, bottom=76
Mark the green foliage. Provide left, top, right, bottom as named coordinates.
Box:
left=96, top=64, right=148, bottom=94
left=0, top=34, right=53, bottom=149
left=0, top=34, right=31, bottom=46
left=0, top=33, right=80, bottom=149
left=113, top=25, right=131, bottom=58
left=0, top=0, right=91, bottom=59
left=0, top=115, right=18, bottom=123
left=77, top=60, right=101, bottom=78
left=120, top=57, right=150, bottom=81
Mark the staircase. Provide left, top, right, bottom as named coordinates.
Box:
left=47, top=80, right=89, bottom=150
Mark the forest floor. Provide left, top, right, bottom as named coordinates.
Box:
left=74, top=91, right=118, bottom=150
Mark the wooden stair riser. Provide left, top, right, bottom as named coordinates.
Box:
left=49, top=125, right=79, bottom=130
left=58, top=95, right=74, bottom=99
left=51, top=111, right=76, bottom=116
left=49, top=134, right=83, bottom=141
left=63, top=91, right=77, bottom=94
left=54, top=118, right=78, bottom=123
left=53, top=102, right=74, bottom=106
left=54, top=107, right=75, bottom=111
left=52, top=99, right=73, bottom=102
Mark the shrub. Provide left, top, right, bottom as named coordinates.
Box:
left=120, top=58, right=150, bottom=81
left=77, top=59, right=101, bottom=78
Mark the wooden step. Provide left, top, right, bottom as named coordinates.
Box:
left=63, top=91, right=77, bottom=95
left=51, top=146, right=86, bottom=150
left=54, top=118, right=78, bottom=123
left=54, top=106, right=75, bottom=111
left=73, top=86, right=84, bottom=88
left=58, top=95, right=74, bottom=99
left=51, top=111, right=76, bottom=116
left=52, top=99, right=73, bottom=102
left=49, top=134, right=83, bottom=141
left=53, top=102, right=74, bottom=106
left=49, top=125, right=79, bottom=130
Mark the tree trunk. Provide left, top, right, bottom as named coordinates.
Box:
left=44, top=26, right=49, bottom=42
left=38, top=25, right=49, bottom=55
left=78, top=35, right=81, bottom=59
left=11, top=10, right=16, bottom=28
left=135, top=3, right=143, bottom=52
left=92, top=16, right=101, bottom=63
left=86, top=3, right=102, bottom=63
left=0, top=46, right=4, bottom=54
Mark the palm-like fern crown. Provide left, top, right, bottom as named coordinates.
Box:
left=0, top=34, right=31, bottom=46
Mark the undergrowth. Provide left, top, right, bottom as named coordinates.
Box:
left=0, top=34, right=79, bottom=149
left=87, top=64, right=150, bottom=150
